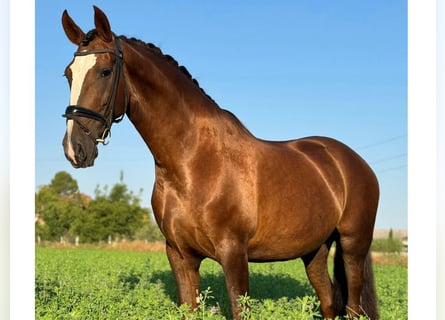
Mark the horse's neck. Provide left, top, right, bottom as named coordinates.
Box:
left=124, top=41, right=227, bottom=170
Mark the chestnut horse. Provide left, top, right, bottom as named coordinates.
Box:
left=61, top=7, right=379, bottom=319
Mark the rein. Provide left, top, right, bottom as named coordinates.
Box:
left=63, top=36, right=128, bottom=145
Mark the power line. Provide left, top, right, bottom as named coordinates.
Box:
left=357, top=134, right=407, bottom=150
left=376, top=164, right=407, bottom=174
left=370, top=153, right=407, bottom=165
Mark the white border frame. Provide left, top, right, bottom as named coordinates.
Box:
left=408, top=0, right=437, bottom=319
left=437, top=0, right=445, bottom=318
left=10, top=0, right=35, bottom=318
left=1, top=0, right=10, bottom=319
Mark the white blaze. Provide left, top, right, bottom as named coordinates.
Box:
left=66, top=54, right=97, bottom=164
left=66, top=119, right=76, bottom=162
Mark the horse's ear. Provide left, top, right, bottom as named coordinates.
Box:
left=93, top=6, right=113, bottom=43
left=62, top=10, right=85, bottom=45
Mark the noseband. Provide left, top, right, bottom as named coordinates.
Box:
left=63, top=37, right=128, bottom=145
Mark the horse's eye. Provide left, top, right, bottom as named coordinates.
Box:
left=101, top=68, right=112, bottom=78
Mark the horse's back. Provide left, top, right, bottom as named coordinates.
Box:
left=285, top=136, right=378, bottom=187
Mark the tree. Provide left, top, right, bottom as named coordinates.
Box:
left=79, top=178, right=148, bottom=242
left=37, top=199, right=82, bottom=241
left=35, top=173, right=83, bottom=242
left=50, top=171, right=79, bottom=197
left=36, top=171, right=162, bottom=244
left=388, top=228, right=394, bottom=240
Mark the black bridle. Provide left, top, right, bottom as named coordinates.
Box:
left=63, top=37, right=128, bottom=145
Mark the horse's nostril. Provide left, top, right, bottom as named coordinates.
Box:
left=76, top=144, right=86, bottom=161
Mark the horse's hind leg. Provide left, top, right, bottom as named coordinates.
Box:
left=302, top=244, right=336, bottom=319
left=338, top=233, right=374, bottom=319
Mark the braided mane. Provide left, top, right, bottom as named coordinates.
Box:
left=122, top=35, right=218, bottom=105
left=121, top=35, right=253, bottom=134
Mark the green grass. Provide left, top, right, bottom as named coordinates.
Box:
left=35, top=247, right=407, bottom=319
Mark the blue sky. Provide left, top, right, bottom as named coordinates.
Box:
left=35, top=1, right=407, bottom=229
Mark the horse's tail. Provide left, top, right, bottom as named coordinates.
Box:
left=333, top=241, right=379, bottom=319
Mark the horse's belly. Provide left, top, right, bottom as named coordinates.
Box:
left=247, top=235, right=324, bottom=262
left=246, top=209, right=339, bottom=262
left=247, top=233, right=334, bottom=261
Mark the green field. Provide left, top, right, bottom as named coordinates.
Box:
left=35, top=247, right=407, bottom=319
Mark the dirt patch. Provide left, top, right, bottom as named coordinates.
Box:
left=109, top=240, right=166, bottom=252
left=371, top=252, right=407, bottom=267
left=37, top=240, right=166, bottom=253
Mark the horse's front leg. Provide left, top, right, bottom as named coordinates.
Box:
left=220, top=244, right=250, bottom=320
left=166, top=243, right=203, bottom=311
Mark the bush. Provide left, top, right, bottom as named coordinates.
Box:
left=134, top=220, right=165, bottom=242
left=371, top=238, right=404, bottom=253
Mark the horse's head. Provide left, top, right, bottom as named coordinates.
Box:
left=61, top=6, right=128, bottom=168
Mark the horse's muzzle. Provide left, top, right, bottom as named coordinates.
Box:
left=63, top=136, right=98, bottom=168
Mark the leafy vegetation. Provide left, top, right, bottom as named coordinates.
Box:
left=371, top=238, right=404, bottom=253
left=371, top=229, right=405, bottom=253
left=36, top=248, right=407, bottom=319
left=35, top=171, right=163, bottom=244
